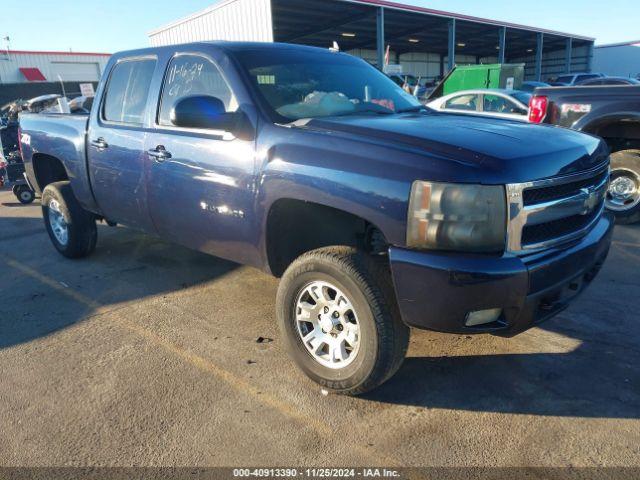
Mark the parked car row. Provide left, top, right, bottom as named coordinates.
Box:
left=547, top=72, right=640, bottom=86
left=388, top=71, right=640, bottom=102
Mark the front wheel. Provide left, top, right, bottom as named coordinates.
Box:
left=42, top=181, right=97, bottom=258
left=276, top=247, right=409, bottom=396
left=606, top=150, right=640, bottom=224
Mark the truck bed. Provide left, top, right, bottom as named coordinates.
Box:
left=19, top=112, right=96, bottom=211
left=533, top=85, right=640, bottom=129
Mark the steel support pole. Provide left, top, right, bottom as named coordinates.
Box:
left=448, top=18, right=456, bottom=72
left=376, top=7, right=385, bottom=70
left=565, top=37, right=573, bottom=74
left=498, top=27, right=507, bottom=64
left=535, top=32, right=544, bottom=81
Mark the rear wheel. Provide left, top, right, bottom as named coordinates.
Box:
left=606, top=150, right=640, bottom=224
left=276, top=247, right=409, bottom=396
left=42, top=181, right=97, bottom=258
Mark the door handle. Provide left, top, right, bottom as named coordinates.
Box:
left=90, top=138, right=108, bottom=150
left=148, top=145, right=172, bottom=162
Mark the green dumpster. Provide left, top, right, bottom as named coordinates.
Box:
left=428, top=64, right=525, bottom=100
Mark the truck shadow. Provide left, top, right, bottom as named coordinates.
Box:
left=0, top=215, right=239, bottom=349
left=369, top=344, right=639, bottom=419
left=366, top=231, right=640, bottom=419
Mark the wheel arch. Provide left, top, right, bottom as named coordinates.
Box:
left=31, top=153, right=70, bottom=193
left=581, top=114, right=640, bottom=153
left=264, top=198, right=390, bottom=277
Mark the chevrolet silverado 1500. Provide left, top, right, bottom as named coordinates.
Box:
left=19, top=42, right=613, bottom=394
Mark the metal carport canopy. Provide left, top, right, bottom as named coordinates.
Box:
left=271, top=0, right=595, bottom=80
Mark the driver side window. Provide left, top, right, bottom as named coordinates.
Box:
left=483, top=95, right=519, bottom=114
left=158, top=54, right=238, bottom=127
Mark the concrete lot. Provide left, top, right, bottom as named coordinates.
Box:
left=0, top=187, right=639, bottom=468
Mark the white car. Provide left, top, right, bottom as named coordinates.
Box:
left=427, top=89, right=532, bottom=122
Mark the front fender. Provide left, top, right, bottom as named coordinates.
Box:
left=258, top=158, right=410, bottom=245
left=254, top=131, right=414, bottom=268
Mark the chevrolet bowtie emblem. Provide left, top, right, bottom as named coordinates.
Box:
left=580, top=186, right=601, bottom=215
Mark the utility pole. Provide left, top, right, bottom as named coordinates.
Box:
left=2, top=36, right=10, bottom=58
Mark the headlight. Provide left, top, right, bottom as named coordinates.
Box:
left=407, top=181, right=506, bottom=252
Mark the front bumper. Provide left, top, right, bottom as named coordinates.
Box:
left=388, top=213, right=614, bottom=335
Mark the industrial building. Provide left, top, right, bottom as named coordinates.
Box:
left=148, top=0, right=595, bottom=81
left=0, top=50, right=110, bottom=84
left=593, top=40, right=640, bottom=78
left=0, top=49, right=110, bottom=105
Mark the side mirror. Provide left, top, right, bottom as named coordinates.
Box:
left=170, top=95, right=236, bottom=131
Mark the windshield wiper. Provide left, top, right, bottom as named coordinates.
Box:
left=396, top=105, right=428, bottom=114
left=344, top=106, right=395, bottom=116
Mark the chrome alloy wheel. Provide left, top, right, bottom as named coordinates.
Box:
left=295, top=281, right=361, bottom=369
left=607, top=169, right=640, bottom=212
left=48, top=199, right=69, bottom=246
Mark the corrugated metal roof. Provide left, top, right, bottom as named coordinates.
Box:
left=6, top=50, right=111, bottom=56
left=148, top=0, right=247, bottom=35
left=148, top=0, right=273, bottom=46
left=342, top=0, right=594, bottom=40
left=596, top=40, right=640, bottom=49
left=149, top=0, right=594, bottom=41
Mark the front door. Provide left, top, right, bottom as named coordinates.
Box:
left=144, top=53, right=257, bottom=265
left=88, top=56, right=157, bottom=232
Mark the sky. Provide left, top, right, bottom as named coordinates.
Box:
left=1, top=0, right=638, bottom=53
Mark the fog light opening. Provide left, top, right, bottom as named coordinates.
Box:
left=465, top=308, right=503, bottom=327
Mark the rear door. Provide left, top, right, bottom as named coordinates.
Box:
left=144, top=52, right=257, bottom=264
left=88, top=56, right=157, bottom=232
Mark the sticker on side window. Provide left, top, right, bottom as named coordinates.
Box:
left=257, top=75, right=276, bottom=85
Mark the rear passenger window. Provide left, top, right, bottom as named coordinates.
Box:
left=556, top=75, right=574, bottom=84
left=102, top=59, right=156, bottom=125
left=158, top=54, right=238, bottom=127
left=576, top=75, right=599, bottom=83
left=445, top=94, right=478, bottom=111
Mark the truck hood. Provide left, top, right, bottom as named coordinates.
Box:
left=304, top=112, right=607, bottom=183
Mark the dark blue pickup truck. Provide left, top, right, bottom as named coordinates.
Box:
left=19, top=42, right=613, bottom=395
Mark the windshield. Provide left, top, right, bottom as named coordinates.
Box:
left=233, top=48, right=421, bottom=122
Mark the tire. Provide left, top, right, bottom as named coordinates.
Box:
left=41, top=181, right=97, bottom=258
left=276, top=246, right=410, bottom=396
left=15, top=185, right=35, bottom=204
left=606, top=150, right=640, bottom=224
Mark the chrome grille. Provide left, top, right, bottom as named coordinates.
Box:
left=522, top=169, right=610, bottom=206
left=506, top=163, right=609, bottom=253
